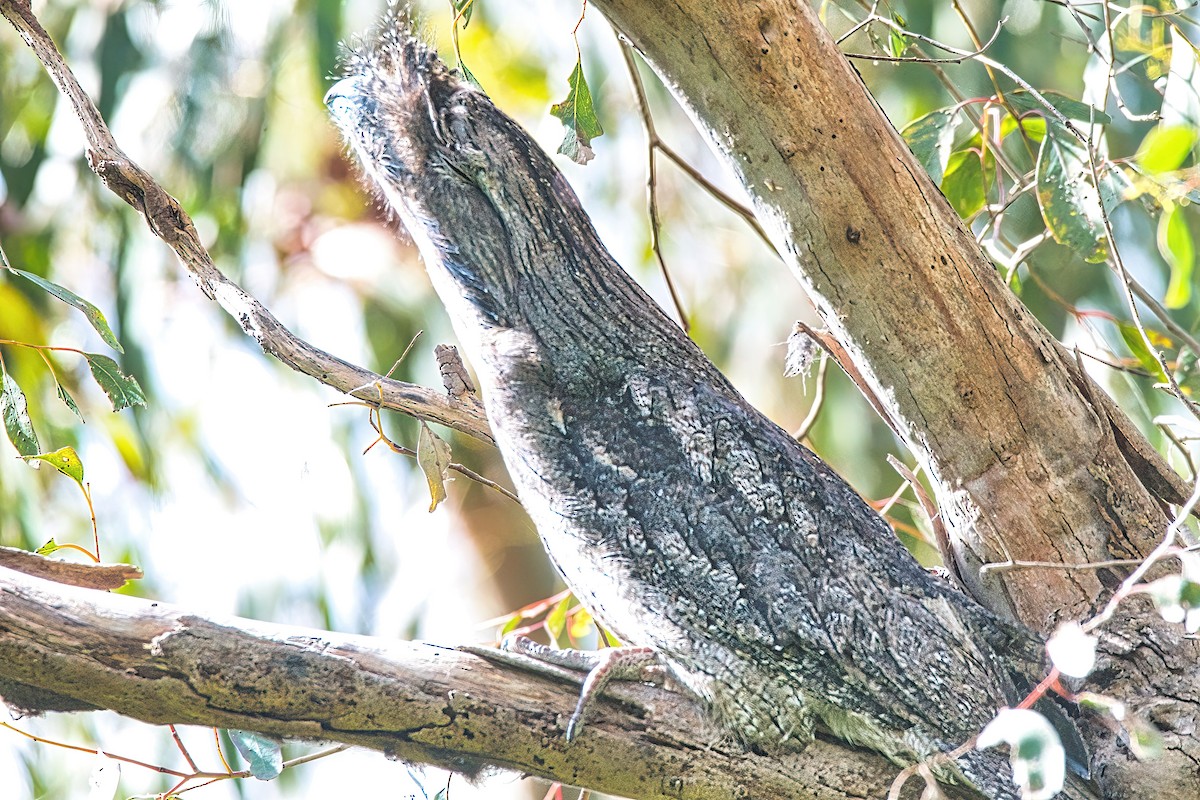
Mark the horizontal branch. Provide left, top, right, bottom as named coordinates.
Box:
left=0, top=0, right=493, bottom=445
left=0, top=565, right=958, bottom=800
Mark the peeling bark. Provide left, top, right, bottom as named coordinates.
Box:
left=0, top=565, right=977, bottom=800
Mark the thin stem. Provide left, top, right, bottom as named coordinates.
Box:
left=620, top=43, right=689, bottom=331
left=792, top=352, right=829, bottom=441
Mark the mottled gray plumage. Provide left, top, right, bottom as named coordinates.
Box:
left=326, top=22, right=1068, bottom=799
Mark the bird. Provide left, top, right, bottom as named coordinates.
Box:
left=325, top=18, right=1079, bottom=799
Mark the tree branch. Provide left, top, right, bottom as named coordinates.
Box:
left=0, top=0, right=493, bottom=446
left=0, top=565, right=958, bottom=800
left=587, top=0, right=1184, bottom=633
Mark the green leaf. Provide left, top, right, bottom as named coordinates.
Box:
left=1118, top=322, right=1170, bottom=382
left=901, top=109, right=958, bottom=185
left=499, top=613, right=524, bottom=637
left=1136, top=124, right=1198, bottom=175
left=36, top=538, right=61, bottom=556
left=417, top=421, right=453, bottom=512
left=1, top=371, right=40, bottom=457
left=7, top=267, right=124, bottom=353
left=83, top=353, right=146, bottom=412
left=55, top=380, right=85, bottom=422
left=999, top=113, right=1047, bottom=143
left=888, top=12, right=908, bottom=58
left=452, top=0, right=475, bottom=27
left=228, top=730, right=282, bottom=781
left=1005, top=90, right=1112, bottom=126
left=941, top=149, right=989, bottom=219
left=1036, top=128, right=1109, bottom=263
left=551, top=58, right=604, bottom=165
left=544, top=594, right=571, bottom=647
left=458, top=58, right=484, bottom=92
left=21, top=445, right=85, bottom=484
left=1158, top=205, right=1194, bottom=308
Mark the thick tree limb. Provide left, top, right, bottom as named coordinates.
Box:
left=0, top=0, right=493, bottom=445
left=0, top=565, right=973, bottom=800
left=588, top=0, right=1186, bottom=630
left=585, top=4, right=1200, bottom=796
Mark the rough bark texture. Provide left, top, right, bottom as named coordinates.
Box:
left=583, top=2, right=1200, bottom=796
left=0, top=564, right=981, bottom=800
left=588, top=0, right=1184, bottom=633
left=326, top=29, right=1100, bottom=799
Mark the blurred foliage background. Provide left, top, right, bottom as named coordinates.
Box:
left=0, top=0, right=1198, bottom=797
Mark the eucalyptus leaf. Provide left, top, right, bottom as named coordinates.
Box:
left=551, top=58, right=604, bottom=165
left=1005, top=90, right=1112, bottom=126
left=8, top=267, right=124, bottom=353
left=21, top=445, right=85, bottom=484
left=55, top=380, right=85, bottom=422
left=417, top=421, right=453, bottom=512
left=1158, top=205, right=1194, bottom=308
left=228, top=730, right=283, bottom=781
left=901, top=109, right=957, bottom=185
left=1118, top=322, right=1169, bottom=382
left=1036, top=128, right=1108, bottom=263
left=83, top=353, right=147, bottom=412
left=1, top=371, right=40, bottom=457
left=941, top=149, right=989, bottom=219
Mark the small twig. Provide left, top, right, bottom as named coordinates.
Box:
left=843, top=16, right=1004, bottom=63
left=980, top=556, right=1145, bottom=575
left=792, top=351, right=829, bottom=440
left=620, top=43, right=690, bottom=330
left=365, top=406, right=520, bottom=504
left=655, top=141, right=777, bottom=253
left=1086, top=140, right=1200, bottom=420
left=0, top=1, right=494, bottom=446
left=168, top=725, right=199, bottom=773
left=1084, top=474, right=1200, bottom=633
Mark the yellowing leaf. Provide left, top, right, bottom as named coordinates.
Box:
left=1158, top=204, right=1195, bottom=308
left=1036, top=127, right=1108, bottom=263
left=568, top=606, right=595, bottom=640
left=1136, top=124, right=1198, bottom=175
left=21, top=445, right=85, bottom=485
left=417, top=421, right=453, bottom=512
left=551, top=58, right=603, bottom=165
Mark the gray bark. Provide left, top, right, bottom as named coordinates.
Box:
left=0, top=564, right=925, bottom=800
left=327, top=29, right=1098, bottom=799
left=583, top=4, right=1200, bottom=796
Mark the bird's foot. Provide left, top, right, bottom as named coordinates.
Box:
left=460, top=635, right=662, bottom=741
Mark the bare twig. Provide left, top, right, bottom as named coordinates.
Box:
left=791, top=351, right=829, bottom=441
left=843, top=15, right=1003, bottom=63
left=364, top=404, right=520, bottom=504
left=0, top=0, right=494, bottom=446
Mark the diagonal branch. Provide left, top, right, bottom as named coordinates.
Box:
left=0, top=0, right=493, bottom=445
left=0, top=565, right=971, bottom=800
